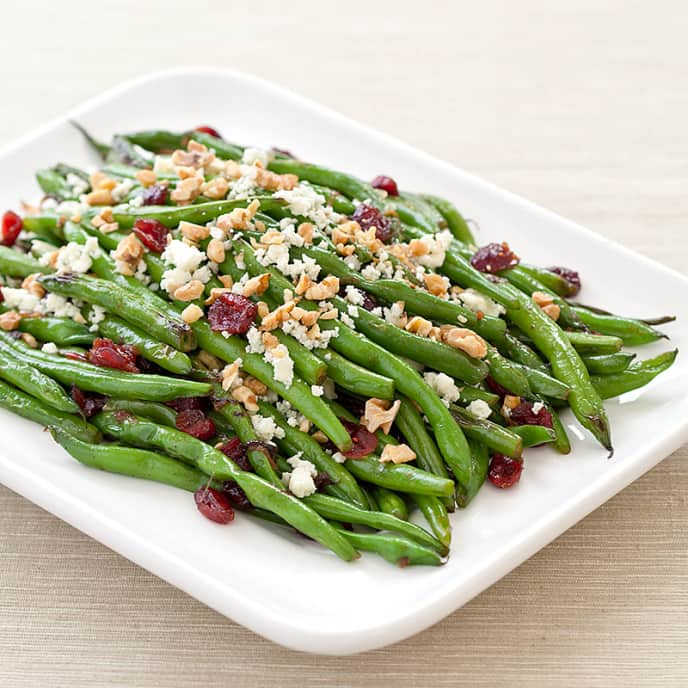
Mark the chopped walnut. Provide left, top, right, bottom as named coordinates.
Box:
left=408, top=239, right=429, bottom=257
left=304, top=275, right=339, bottom=301
left=21, top=332, right=38, bottom=348
left=204, top=287, right=231, bottom=305
left=21, top=273, right=45, bottom=298
left=441, top=327, right=488, bottom=359
left=216, top=199, right=261, bottom=232
left=218, top=274, right=233, bottom=288
left=92, top=207, right=119, bottom=234
left=200, top=176, right=229, bottom=200
left=0, top=311, right=21, bottom=331
left=311, top=430, right=329, bottom=444
left=319, top=307, right=338, bottom=320
left=379, top=443, right=417, bottom=465
left=113, top=233, right=145, bottom=275
left=206, top=238, right=226, bottom=264
left=254, top=167, right=298, bottom=191
left=220, top=360, right=242, bottom=391
left=180, top=221, right=210, bottom=242
left=170, top=175, right=203, bottom=204
left=294, top=273, right=313, bottom=296
left=244, top=376, right=268, bottom=396
left=85, top=188, right=113, bottom=206
left=257, top=301, right=270, bottom=318
left=173, top=280, right=205, bottom=302
left=362, top=398, right=401, bottom=434
left=171, top=140, right=215, bottom=169
left=541, top=304, right=560, bottom=321
left=532, top=291, right=560, bottom=321
left=260, top=301, right=295, bottom=330
left=297, top=222, right=314, bottom=244
left=423, top=273, right=448, bottom=297
left=181, top=303, right=204, bottom=323
left=405, top=316, right=434, bottom=338
left=135, top=169, right=157, bottom=187
left=196, top=349, right=223, bottom=371
left=231, top=385, right=258, bottom=412
left=89, top=172, right=117, bottom=190
left=261, top=331, right=280, bottom=350
left=242, top=273, right=271, bottom=297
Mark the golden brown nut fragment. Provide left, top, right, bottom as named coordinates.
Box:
left=170, top=175, right=203, bottom=204
left=206, top=238, right=226, bottom=264
left=441, top=327, right=488, bottom=359
left=0, top=311, right=21, bottom=331
left=304, top=275, right=339, bottom=301
left=181, top=303, right=204, bottom=324
left=135, top=169, right=157, bottom=187
left=180, top=221, right=210, bottom=242
left=362, top=398, right=402, bottom=434
left=220, top=360, right=242, bottom=391
left=112, top=233, right=145, bottom=275
left=242, top=273, right=271, bottom=298
left=21, top=273, right=45, bottom=298
left=173, top=280, right=205, bottom=302
left=231, top=385, right=258, bottom=412
left=379, top=443, right=417, bottom=465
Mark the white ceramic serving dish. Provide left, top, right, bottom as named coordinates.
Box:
left=0, top=67, right=686, bottom=655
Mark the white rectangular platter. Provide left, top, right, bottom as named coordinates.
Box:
left=1, top=67, right=687, bottom=655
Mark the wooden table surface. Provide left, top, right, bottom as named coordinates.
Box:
left=1, top=1, right=686, bottom=685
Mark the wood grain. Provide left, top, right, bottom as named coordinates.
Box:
left=0, top=1, right=686, bottom=685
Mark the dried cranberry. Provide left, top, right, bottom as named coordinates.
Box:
left=2, top=210, right=23, bottom=247
left=470, top=242, right=519, bottom=273
left=195, top=125, right=221, bottom=138
left=222, top=482, right=252, bottom=511
left=87, top=338, right=139, bottom=373
left=176, top=409, right=216, bottom=440
left=370, top=175, right=399, bottom=196
left=142, top=184, right=169, bottom=207
left=350, top=203, right=393, bottom=242
left=547, top=266, right=581, bottom=297
left=218, top=437, right=251, bottom=472
left=488, top=453, right=523, bottom=488
left=165, top=396, right=208, bottom=413
left=508, top=400, right=553, bottom=428
left=194, top=486, right=234, bottom=524
left=132, top=218, right=170, bottom=253
left=207, top=292, right=257, bottom=334
left=0, top=286, right=4, bottom=303
left=71, top=386, right=107, bottom=418
left=63, top=350, right=88, bottom=361
left=485, top=376, right=512, bottom=397
left=340, top=419, right=378, bottom=459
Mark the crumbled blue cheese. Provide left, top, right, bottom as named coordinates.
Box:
left=339, top=312, right=356, bottom=329
left=457, top=288, right=505, bottom=317
left=344, top=285, right=364, bottom=305
left=276, top=399, right=308, bottom=428
left=241, top=147, right=270, bottom=167
left=361, top=263, right=381, bottom=281
left=331, top=452, right=347, bottom=464
left=265, top=343, right=294, bottom=387
left=423, top=371, right=461, bottom=407
left=250, top=413, right=285, bottom=441
left=55, top=200, right=88, bottom=218
left=153, top=155, right=175, bottom=175
left=245, top=326, right=264, bottom=354
left=41, top=342, right=58, bottom=354
left=282, top=454, right=318, bottom=498
left=383, top=301, right=406, bottom=327
left=311, top=385, right=324, bottom=397
left=273, top=183, right=340, bottom=229
left=415, top=230, right=453, bottom=268
left=467, top=399, right=492, bottom=419
left=30, top=240, right=57, bottom=258
left=66, top=173, right=89, bottom=197
left=160, top=239, right=210, bottom=294
left=280, top=318, right=338, bottom=350
left=54, top=237, right=100, bottom=274
left=88, top=305, right=107, bottom=333
left=111, top=179, right=134, bottom=203
left=532, top=401, right=545, bottom=415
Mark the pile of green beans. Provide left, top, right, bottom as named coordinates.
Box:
left=0, top=123, right=676, bottom=568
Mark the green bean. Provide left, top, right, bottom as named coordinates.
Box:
left=418, top=194, right=475, bottom=245
left=517, top=265, right=575, bottom=297
left=571, top=306, right=667, bottom=346
left=313, top=348, right=395, bottom=400
left=112, top=197, right=285, bottom=229
left=191, top=320, right=352, bottom=452
left=361, top=485, right=379, bottom=512
left=0, top=347, right=78, bottom=413
left=516, top=364, right=570, bottom=400
left=0, top=245, right=52, bottom=277
left=455, top=439, right=490, bottom=508
left=333, top=527, right=443, bottom=567
left=458, top=386, right=500, bottom=408
left=591, top=350, right=678, bottom=399
left=103, top=399, right=178, bottom=427
left=268, top=159, right=376, bottom=203
left=212, top=401, right=282, bottom=487
left=411, top=494, right=452, bottom=549
left=258, top=401, right=368, bottom=509
left=71, top=415, right=359, bottom=561
left=581, top=352, right=636, bottom=375
left=0, top=379, right=99, bottom=441
left=509, top=424, right=556, bottom=447
left=450, top=405, right=523, bottom=458
left=38, top=273, right=196, bottom=352
left=372, top=486, right=409, bottom=521
left=21, top=214, right=64, bottom=242
left=344, top=456, right=455, bottom=498
left=70, top=121, right=110, bottom=158
left=95, top=312, right=192, bottom=375
left=395, top=397, right=453, bottom=510
left=484, top=346, right=531, bottom=397
left=332, top=296, right=488, bottom=384
left=107, top=135, right=154, bottom=168
left=188, top=131, right=244, bottom=160
left=122, top=129, right=187, bottom=152
left=0, top=310, right=94, bottom=347
left=563, top=331, right=624, bottom=355
left=36, top=168, right=77, bottom=200
left=494, top=331, right=548, bottom=371
left=541, top=400, right=571, bottom=454
left=0, top=331, right=210, bottom=401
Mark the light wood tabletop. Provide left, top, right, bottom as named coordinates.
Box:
left=1, top=1, right=686, bottom=685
